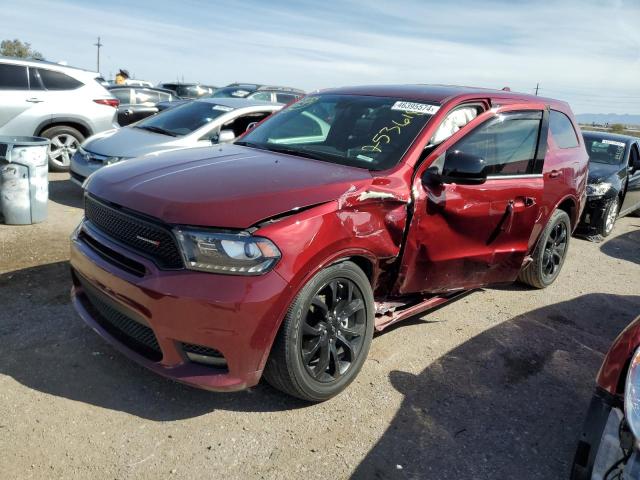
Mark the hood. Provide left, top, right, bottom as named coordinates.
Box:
left=84, top=127, right=185, bottom=158
left=86, top=144, right=373, bottom=228
left=588, top=161, right=621, bottom=184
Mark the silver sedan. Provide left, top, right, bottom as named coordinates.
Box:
left=70, top=98, right=282, bottom=186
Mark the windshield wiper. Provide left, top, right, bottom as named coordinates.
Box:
left=135, top=125, right=178, bottom=137
left=261, top=145, right=326, bottom=161
left=234, top=140, right=264, bottom=149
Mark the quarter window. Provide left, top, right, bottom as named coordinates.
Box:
left=549, top=110, right=579, bottom=148
left=38, top=69, right=83, bottom=90
left=0, top=63, right=28, bottom=90
left=449, top=111, right=542, bottom=176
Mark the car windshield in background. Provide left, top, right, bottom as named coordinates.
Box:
left=135, top=102, right=232, bottom=136
left=212, top=86, right=255, bottom=98
left=584, top=137, right=627, bottom=165
left=236, top=94, right=436, bottom=170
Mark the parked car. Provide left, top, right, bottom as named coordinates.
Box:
left=107, top=79, right=153, bottom=88
left=213, top=83, right=305, bottom=103
left=107, top=86, right=178, bottom=126
left=69, top=85, right=587, bottom=401
left=0, top=56, right=118, bottom=171
left=578, top=132, right=640, bottom=236
left=156, top=82, right=216, bottom=99
left=156, top=84, right=305, bottom=112
left=571, top=315, right=640, bottom=479
left=69, top=98, right=280, bottom=185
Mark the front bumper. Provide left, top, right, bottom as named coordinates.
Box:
left=571, top=389, right=640, bottom=479
left=70, top=221, right=291, bottom=392
left=576, top=195, right=614, bottom=235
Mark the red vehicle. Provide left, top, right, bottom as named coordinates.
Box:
left=571, top=316, right=640, bottom=479
left=70, top=85, right=588, bottom=401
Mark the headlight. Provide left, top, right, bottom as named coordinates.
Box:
left=586, top=182, right=612, bottom=197
left=174, top=228, right=281, bottom=275
left=625, top=347, right=640, bottom=440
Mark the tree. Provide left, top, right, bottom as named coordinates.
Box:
left=0, top=39, right=44, bottom=60
left=610, top=123, right=626, bottom=134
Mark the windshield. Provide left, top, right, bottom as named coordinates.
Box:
left=236, top=94, right=437, bottom=170
left=584, top=136, right=627, bottom=165
left=212, top=87, right=255, bottom=98
left=135, top=101, right=233, bottom=136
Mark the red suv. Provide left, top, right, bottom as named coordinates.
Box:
left=70, top=85, right=588, bottom=401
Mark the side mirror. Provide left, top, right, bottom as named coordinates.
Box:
left=217, top=129, right=236, bottom=143
left=422, top=150, right=487, bottom=186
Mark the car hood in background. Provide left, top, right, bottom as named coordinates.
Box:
left=86, top=144, right=373, bottom=228
left=587, top=161, right=622, bottom=184
left=84, top=127, right=188, bottom=158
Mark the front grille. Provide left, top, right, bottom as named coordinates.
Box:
left=84, top=195, right=183, bottom=269
left=79, top=230, right=146, bottom=277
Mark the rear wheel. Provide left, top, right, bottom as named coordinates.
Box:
left=518, top=209, right=571, bottom=289
left=40, top=125, right=84, bottom=172
left=599, top=196, right=620, bottom=237
left=263, top=261, right=374, bottom=402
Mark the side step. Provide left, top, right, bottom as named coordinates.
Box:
left=373, top=290, right=472, bottom=331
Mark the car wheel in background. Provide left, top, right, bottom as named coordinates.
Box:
left=518, top=209, right=571, bottom=289
left=264, top=261, right=374, bottom=402
left=40, top=126, right=85, bottom=172
left=600, top=196, right=620, bottom=237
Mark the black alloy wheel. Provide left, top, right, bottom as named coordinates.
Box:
left=301, top=278, right=366, bottom=382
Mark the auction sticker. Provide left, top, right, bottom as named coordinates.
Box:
left=602, top=139, right=626, bottom=147
left=391, top=101, right=440, bottom=115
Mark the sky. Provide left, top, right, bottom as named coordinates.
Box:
left=3, top=0, right=640, bottom=114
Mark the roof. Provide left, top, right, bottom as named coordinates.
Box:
left=582, top=131, right=638, bottom=144
left=320, top=84, right=561, bottom=106
left=224, top=83, right=304, bottom=94
left=0, top=55, right=98, bottom=74
left=196, top=97, right=281, bottom=108
left=108, top=85, right=175, bottom=95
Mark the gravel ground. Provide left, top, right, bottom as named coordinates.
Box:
left=1, top=173, right=639, bottom=480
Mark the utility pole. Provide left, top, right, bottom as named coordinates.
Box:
left=535, top=82, right=540, bottom=96
left=94, top=37, right=103, bottom=73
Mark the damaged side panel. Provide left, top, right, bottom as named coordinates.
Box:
left=255, top=185, right=410, bottom=296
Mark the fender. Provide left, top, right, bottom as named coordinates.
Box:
left=34, top=116, right=93, bottom=137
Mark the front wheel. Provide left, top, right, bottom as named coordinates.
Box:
left=518, top=209, right=571, bottom=289
left=599, top=196, right=620, bottom=237
left=263, top=261, right=375, bottom=402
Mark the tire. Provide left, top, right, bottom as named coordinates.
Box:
left=598, top=196, right=620, bottom=237
left=263, top=261, right=375, bottom=402
left=40, top=125, right=85, bottom=172
left=518, top=209, right=571, bottom=289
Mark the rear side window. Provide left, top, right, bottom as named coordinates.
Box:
left=275, top=93, right=298, bottom=104
left=550, top=110, right=579, bottom=148
left=450, top=111, right=542, bottom=176
left=110, top=89, right=131, bottom=104
left=37, top=69, right=83, bottom=90
left=0, top=63, right=28, bottom=90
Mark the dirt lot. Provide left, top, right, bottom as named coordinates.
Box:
left=1, top=172, right=639, bottom=480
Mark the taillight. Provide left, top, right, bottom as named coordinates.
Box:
left=94, top=98, right=119, bottom=108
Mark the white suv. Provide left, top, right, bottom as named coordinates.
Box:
left=0, top=57, right=119, bottom=171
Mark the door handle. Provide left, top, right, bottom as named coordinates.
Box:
left=26, top=97, right=43, bottom=103
left=513, top=196, right=536, bottom=209
left=549, top=169, right=561, bottom=178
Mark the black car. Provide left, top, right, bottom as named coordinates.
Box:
left=578, top=132, right=640, bottom=236
left=156, top=83, right=216, bottom=99
left=157, top=83, right=305, bottom=112
left=107, top=86, right=177, bottom=126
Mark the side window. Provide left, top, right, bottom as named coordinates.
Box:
left=28, top=67, right=44, bottom=90
left=275, top=93, right=297, bottom=104
left=549, top=110, right=579, bottom=148
left=450, top=111, right=542, bottom=176
left=133, top=88, right=160, bottom=105
left=250, top=92, right=272, bottom=102
left=220, top=112, right=272, bottom=138
left=110, top=89, right=131, bottom=105
left=157, top=92, right=173, bottom=102
left=38, top=69, right=83, bottom=90
left=0, top=63, right=28, bottom=90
